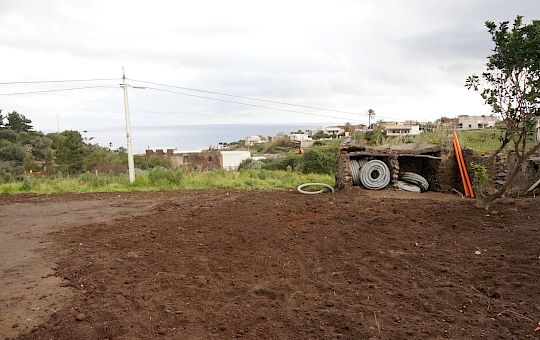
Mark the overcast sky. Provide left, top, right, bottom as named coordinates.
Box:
left=0, top=0, right=539, bottom=143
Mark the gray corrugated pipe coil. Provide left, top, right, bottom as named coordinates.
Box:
left=349, top=159, right=390, bottom=190
left=400, top=172, right=429, bottom=192
left=349, top=159, right=368, bottom=186
left=396, top=180, right=421, bottom=192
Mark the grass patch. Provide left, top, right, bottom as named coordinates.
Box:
left=0, top=169, right=335, bottom=195
left=380, top=128, right=537, bottom=154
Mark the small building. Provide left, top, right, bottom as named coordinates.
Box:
left=384, top=125, right=421, bottom=136
left=457, top=115, right=499, bottom=130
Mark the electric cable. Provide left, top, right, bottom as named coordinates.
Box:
left=143, top=86, right=364, bottom=122
left=0, top=85, right=118, bottom=96
left=130, top=78, right=405, bottom=121
left=0, top=78, right=118, bottom=85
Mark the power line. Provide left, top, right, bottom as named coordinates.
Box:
left=143, top=86, right=364, bottom=122
left=0, top=85, right=118, bottom=96
left=0, top=78, right=118, bottom=85
left=130, top=78, right=404, bottom=121
left=61, top=88, right=121, bottom=128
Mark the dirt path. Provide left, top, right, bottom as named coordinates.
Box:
left=1, top=190, right=539, bottom=339
left=0, top=194, right=159, bottom=339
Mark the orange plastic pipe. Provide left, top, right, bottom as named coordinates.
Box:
left=453, top=131, right=475, bottom=197
left=453, top=132, right=470, bottom=197
left=455, top=132, right=475, bottom=198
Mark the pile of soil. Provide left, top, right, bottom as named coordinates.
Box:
left=2, top=190, right=539, bottom=339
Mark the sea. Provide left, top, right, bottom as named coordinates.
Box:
left=90, top=123, right=328, bottom=154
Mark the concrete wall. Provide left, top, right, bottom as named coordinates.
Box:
left=221, top=151, right=251, bottom=171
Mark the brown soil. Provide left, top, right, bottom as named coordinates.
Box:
left=1, top=189, right=539, bottom=339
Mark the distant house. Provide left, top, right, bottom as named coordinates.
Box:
left=418, top=122, right=437, bottom=133
left=457, top=115, right=499, bottom=130
left=289, top=132, right=312, bottom=142
left=245, top=135, right=263, bottom=147
left=321, top=126, right=345, bottom=137
left=384, top=125, right=421, bottom=136
left=377, top=121, right=401, bottom=129
left=354, top=124, right=367, bottom=132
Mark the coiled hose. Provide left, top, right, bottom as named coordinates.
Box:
left=349, top=159, right=390, bottom=190
left=401, top=172, right=429, bottom=192
left=360, top=160, right=391, bottom=189
left=396, top=180, right=421, bottom=192
left=349, top=159, right=368, bottom=185
left=297, top=183, right=335, bottom=194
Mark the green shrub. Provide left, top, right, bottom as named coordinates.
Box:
left=261, top=153, right=301, bottom=171
left=471, top=163, right=489, bottom=183
left=365, top=127, right=385, bottom=145
left=20, top=179, right=32, bottom=191
left=78, top=172, right=116, bottom=188
left=296, top=147, right=339, bottom=174
left=147, top=167, right=184, bottom=186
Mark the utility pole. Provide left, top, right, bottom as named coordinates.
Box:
left=121, top=67, right=136, bottom=183
left=56, top=113, right=60, bottom=133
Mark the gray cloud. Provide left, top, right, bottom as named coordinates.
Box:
left=0, top=0, right=538, bottom=141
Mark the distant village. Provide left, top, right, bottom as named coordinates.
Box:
left=144, top=114, right=520, bottom=172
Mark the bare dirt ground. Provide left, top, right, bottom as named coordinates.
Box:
left=1, top=189, right=539, bottom=339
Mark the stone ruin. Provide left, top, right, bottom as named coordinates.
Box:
left=335, top=142, right=462, bottom=192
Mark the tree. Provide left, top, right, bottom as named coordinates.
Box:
left=0, top=144, right=25, bottom=162
left=55, top=130, right=86, bottom=173
left=22, top=146, right=36, bottom=173
left=6, top=111, right=33, bottom=132
left=0, top=109, right=4, bottom=128
left=466, top=16, right=540, bottom=209
left=0, top=129, right=19, bottom=143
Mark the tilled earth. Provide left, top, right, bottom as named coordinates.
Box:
left=1, top=189, right=540, bottom=339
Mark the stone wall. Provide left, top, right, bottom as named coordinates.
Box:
left=335, top=143, right=461, bottom=192
left=170, top=150, right=222, bottom=171
left=473, top=151, right=540, bottom=195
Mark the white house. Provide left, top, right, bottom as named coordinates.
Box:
left=457, top=115, right=499, bottom=130
left=289, top=133, right=312, bottom=142
left=245, top=135, right=263, bottom=146
left=221, top=151, right=251, bottom=171
left=321, top=126, right=345, bottom=136
left=384, top=125, right=421, bottom=136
